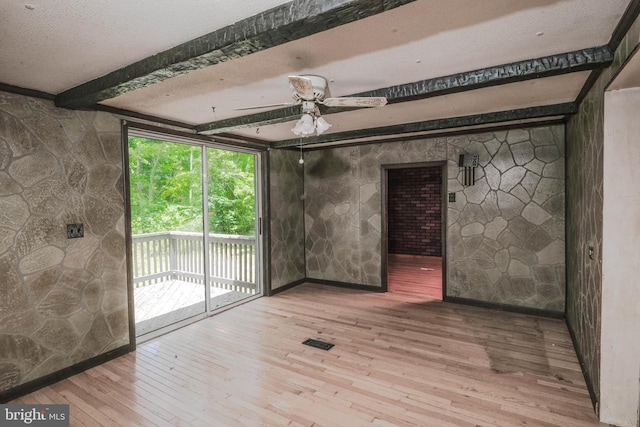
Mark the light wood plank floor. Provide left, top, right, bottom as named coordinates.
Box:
left=134, top=281, right=255, bottom=337
left=13, top=284, right=606, bottom=426
left=388, top=254, right=443, bottom=299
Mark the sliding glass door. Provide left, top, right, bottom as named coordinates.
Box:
left=127, top=132, right=261, bottom=339
left=205, top=147, right=260, bottom=310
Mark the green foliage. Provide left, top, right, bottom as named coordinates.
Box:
left=128, top=137, right=256, bottom=235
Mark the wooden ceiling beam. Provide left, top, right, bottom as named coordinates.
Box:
left=195, top=46, right=611, bottom=135
left=54, top=0, right=417, bottom=109
left=271, top=103, right=578, bottom=148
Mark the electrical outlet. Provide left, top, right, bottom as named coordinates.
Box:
left=448, top=192, right=456, bottom=202
left=66, top=223, right=84, bottom=239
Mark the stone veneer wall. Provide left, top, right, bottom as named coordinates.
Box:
left=0, top=92, right=128, bottom=394
left=303, top=125, right=565, bottom=312
left=269, top=148, right=305, bottom=290
left=565, top=14, right=640, bottom=406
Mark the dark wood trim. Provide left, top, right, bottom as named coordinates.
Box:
left=197, top=105, right=302, bottom=135
left=444, top=295, right=565, bottom=320
left=441, top=163, right=448, bottom=300
left=566, top=318, right=599, bottom=414
left=575, top=69, right=605, bottom=106
left=576, top=0, right=640, bottom=106
left=121, top=121, right=138, bottom=351
left=360, top=46, right=612, bottom=103
left=604, top=44, right=640, bottom=93
left=126, top=121, right=269, bottom=151
left=93, top=105, right=196, bottom=131
left=261, top=150, right=272, bottom=299
left=306, top=278, right=385, bottom=293
left=608, top=0, right=640, bottom=53
left=0, top=82, right=55, bottom=101
left=195, top=47, right=610, bottom=135
left=268, top=278, right=306, bottom=296
left=302, top=119, right=566, bottom=152
left=54, top=0, right=417, bottom=109
left=272, top=103, right=577, bottom=148
left=381, top=161, right=448, bottom=296
left=0, top=344, right=131, bottom=403
left=380, top=168, right=389, bottom=293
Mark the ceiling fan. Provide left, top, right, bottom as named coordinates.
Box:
left=236, top=75, right=388, bottom=137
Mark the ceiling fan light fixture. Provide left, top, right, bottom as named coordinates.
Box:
left=292, top=113, right=316, bottom=137
left=315, top=116, right=332, bottom=135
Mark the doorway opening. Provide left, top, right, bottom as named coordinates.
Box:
left=126, top=128, right=263, bottom=342
left=384, top=163, right=445, bottom=299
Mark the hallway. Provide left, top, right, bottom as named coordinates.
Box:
left=387, top=253, right=442, bottom=299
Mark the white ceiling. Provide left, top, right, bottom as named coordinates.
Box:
left=0, top=0, right=633, bottom=147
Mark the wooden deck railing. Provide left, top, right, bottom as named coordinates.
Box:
left=131, top=231, right=257, bottom=294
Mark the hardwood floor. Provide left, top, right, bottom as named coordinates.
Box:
left=388, top=254, right=442, bottom=299
left=134, top=281, right=254, bottom=337
left=12, top=284, right=605, bottom=426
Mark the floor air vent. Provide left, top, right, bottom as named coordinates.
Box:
left=302, top=338, right=334, bottom=351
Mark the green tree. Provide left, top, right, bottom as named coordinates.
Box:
left=128, top=137, right=255, bottom=235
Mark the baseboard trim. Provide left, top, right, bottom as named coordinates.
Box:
left=306, top=278, right=385, bottom=293
left=566, top=318, right=599, bottom=414
left=269, top=278, right=306, bottom=296
left=444, top=296, right=565, bottom=319
left=0, top=344, right=132, bottom=403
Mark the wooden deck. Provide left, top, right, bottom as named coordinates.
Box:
left=13, top=283, right=604, bottom=426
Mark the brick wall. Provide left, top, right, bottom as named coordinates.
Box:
left=388, top=166, right=442, bottom=256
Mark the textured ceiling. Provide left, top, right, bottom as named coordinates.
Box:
left=0, top=0, right=634, bottom=148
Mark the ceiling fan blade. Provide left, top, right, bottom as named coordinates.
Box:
left=288, top=75, right=315, bottom=99
left=321, top=97, right=387, bottom=107
left=235, top=101, right=298, bottom=111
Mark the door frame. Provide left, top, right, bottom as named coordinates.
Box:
left=122, top=122, right=267, bottom=347
left=380, top=161, right=447, bottom=296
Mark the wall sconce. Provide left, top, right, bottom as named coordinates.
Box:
left=458, top=153, right=479, bottom=186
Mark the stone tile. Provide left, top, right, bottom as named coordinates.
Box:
left=0, top=172, right=22, bottom=195
left=511, top=184, right=531, bottom=204
left=484, top=163, right=501, bottom=190
left=493, top=143, right=516, bottom=173
left=0, top=91, right=126, bottom=394
left=19, top=246, right=65, bottom=275
left=0, top=334, right=51, bottom=372
left=536, top=240, right=565, bottom=265
left=532, top=177, right=563, bottom=205
left=535, top=145, right=561, bottom=163
left=8, top=150, right=60, bottom=188
left=22, top=112, right=71, bottom=156
left=543, top=158, right=565, bottom=178
left=511, top=141, right=535, bottom=165
left=0, top=227, right=16, bottom=256
left=521, top=203, right=552, bottom=225
left=484, top=217, right=508, bottom=240
left=497, top=191, right=525, bottom=220
left=0, top=195, right=30, bottom=230
left=521, top=171, right=541, bottom=196
left=525, top=228, right=554, bottom=253
left=499, top=166, right=527, bottom=192
left=461, top=222, right=485, bottom=237
left=506, top=129, right=530, bottom=144
left=0, top=362, right=21, bottom=391
left=0, top=253, right=30, bottom=313
left=0, top=112, right=40, bottom=156
left=480, top=192, right=501, bottom=222
left=464, top=179, right=490, bottom=204
left=33, top=319, right=81, bottom=354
